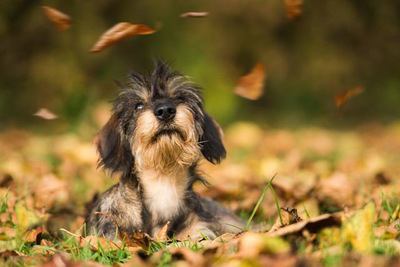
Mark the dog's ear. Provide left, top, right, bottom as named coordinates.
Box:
left=95, top=115, right=133, bottom=175
left=200, top=113, right=226, bottom=164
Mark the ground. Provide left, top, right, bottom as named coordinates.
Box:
left=0, top=115, right=399, bottom=266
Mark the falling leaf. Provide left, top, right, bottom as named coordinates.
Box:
left=335, top=85, right=364, bottom=108
left=283, top=0, right=303, bottom=20
left=90, top=22, right=156, bottom=53
left=34, top=108, right=58, bottom=120
left=180, top=11, right=209, bottom=18
left=41, top=6, right=71, bottom=31
left=234, top=63, right=266, bottom=100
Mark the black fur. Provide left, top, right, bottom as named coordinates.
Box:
left=200, top=114, right=226, bottom=164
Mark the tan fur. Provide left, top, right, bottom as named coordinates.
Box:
left=132, top=105, right=200, bottom=175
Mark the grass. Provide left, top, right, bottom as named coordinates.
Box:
left=245, top=173, right=279, bottom=230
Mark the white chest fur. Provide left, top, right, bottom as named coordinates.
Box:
left=140, top=169, right=187, bottom=222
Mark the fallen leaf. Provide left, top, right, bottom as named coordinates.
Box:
left=0, top=174, right=14, bottom=188
left=15, top=202, right=41, bottom=236
left=317, top=172, right=355, bottom=206
left=0, top=227, right=16, bottom=239
left=234, top=63, right=266, bottom=100
left=283, top=0, right=303, bottom=20
left=34, top=174, right=69, bottom=209
left=90, top=22, right=156, bottom=53
left=34, top=108, right=58, bottom=120
left=335, top=85, right=364, bottom=108
left=0, top=250, right=18, bottom=260
left=180, top=12, right=209, bottom=18
left=41, top=6, right=71, bottom=31
left=154, top=221, right=169, bottom=241
left=169, top=247, right=205, bottom=266
left=341, top=202, right=375, bottom=253
left=120, top=230, right=151, bottom=249
left=239, top=232, right=290, bottom=257
left=43, top=253, right=103, bottom=267
left=80, top=235, right=122, bottom=251
left=270, top=207, right=302, bottom=232
left=24, top=226, right=44, bottom=243
left=268, top=212, right=343, bottom=237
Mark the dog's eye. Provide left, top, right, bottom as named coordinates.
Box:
left=135, top=103, right=144, bottom=111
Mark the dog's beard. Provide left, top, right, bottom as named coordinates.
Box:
left=132, top=105, right=200, bottom=174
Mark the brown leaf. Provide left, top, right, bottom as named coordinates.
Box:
left=42, top=253, right=103, bottom=267
left=270, top=207, right=302, bottom=232
left=34, top=174, right=68, bottom=209
left=267, top=212, right=344, bottom=237
left=335, top=85, right=364, bottom=108
left=317, top=172, right=355, bottom=206
left=90, top=22, right=156, bottom=53
left=80, top=235, right=122, bottom=251
left=34, top=108, right=58, bottom=120
left=283, top=0, right=303, bottom=20
left=154, top=221, right=170, bottom=241
left=0, top=227, right=16, bottom=238
left=169, top=247, right=205, bottom=266
left=24, top=226, right=44, bottom=243
left=239, top=232, right=291, bottom=257
left=234, top=63, right=266, bottom=100
left=180, top=12, right=209, bottom=18
left=120, top=230, right=151, bottom=249
left=41, top=6, right=71, bottom=31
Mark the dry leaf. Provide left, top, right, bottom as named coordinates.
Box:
left=335, top=85, right=364, bottom=108
left=169, top=247, right=205, bottom=266
left=317, top=172, right=355, bottom=206
left=154, top=221, right=169, bottom=241
left=270, top=207, right=302, bottom=232
left=283, top=0, right=303, bottom=20
left=41, top=6, right=71, bottom=31
left=34, top=174, right=68, bottom=209
left=80, top=235, right=121, bottom=251
left=180, top=12, right=209, bottom=18
left=234, top=63, right=266, bottom=100
left=43, top=253, right=103, bottom=267
left=34, top=108, right=58, bottom=120
left=24, top=226, right=44, bottom=243
left=90, top=22, right=156, bottom=53
left=239, top=232, right=290, bottom=257
left=120, top=230, right=151, bottom=249
left=341, top=202, right=375, bottom=253
left=268, top=212, right=343, bottom=237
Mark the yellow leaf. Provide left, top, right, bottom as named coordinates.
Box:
left=341, top=202, right=375, bottom=253
left=15, top=202, right=41, bottom=236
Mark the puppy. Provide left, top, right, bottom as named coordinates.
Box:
left=85, top=61, right=244, bottom=240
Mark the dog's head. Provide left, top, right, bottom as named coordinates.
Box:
left=96, top=61, right=226, bottom=176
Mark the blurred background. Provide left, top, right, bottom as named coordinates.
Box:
left=1, top=0, right=400, bottom=132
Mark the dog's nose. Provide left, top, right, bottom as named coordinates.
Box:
left=154, top=103, right=176, bottom=121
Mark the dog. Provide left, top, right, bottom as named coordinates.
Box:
left=85, top=61, right=244, bottom=240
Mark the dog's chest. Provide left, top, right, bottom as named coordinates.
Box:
left=140, top=171, right=186, bottom=222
